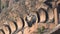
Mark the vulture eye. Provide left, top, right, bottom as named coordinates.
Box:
left=25, top=14, right=36, bottom=27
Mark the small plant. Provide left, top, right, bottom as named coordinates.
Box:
left=37, top=26, right=45, bottom=34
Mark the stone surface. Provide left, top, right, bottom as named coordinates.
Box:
left=0, top=0, right=60, bottom=34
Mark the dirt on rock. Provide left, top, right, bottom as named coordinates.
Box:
left=0, top=0, right=60, bottom=34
